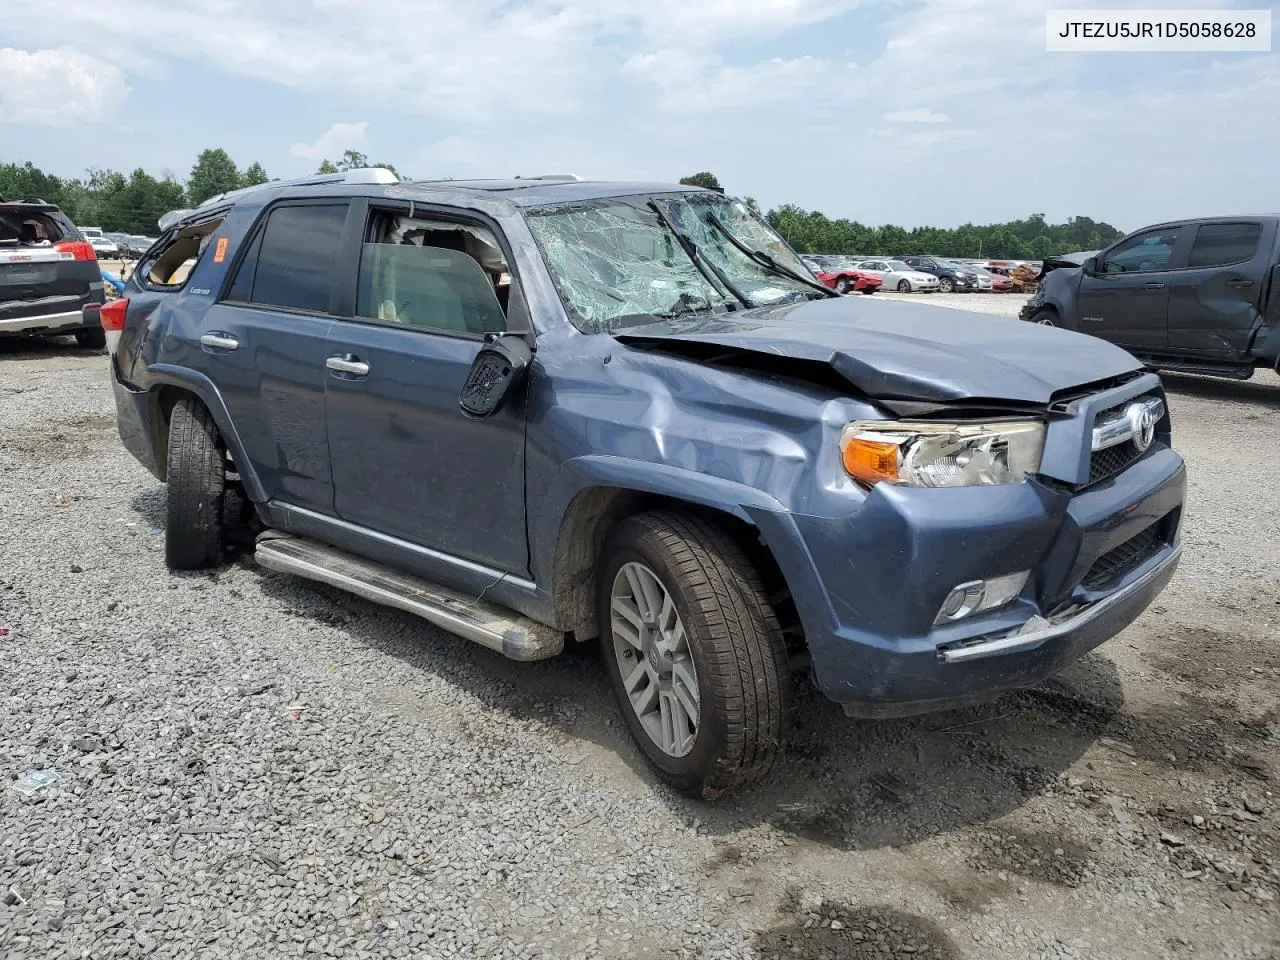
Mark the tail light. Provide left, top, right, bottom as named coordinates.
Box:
left=55, top=241, right=98, bottom=261
left=99, top=298, right=129, bottom=332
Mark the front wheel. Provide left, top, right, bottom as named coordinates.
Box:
left=1030, top=308, right=1058, bottom=327
left=599, top=511, right=789, bottom=798
left=938, top=277, right=954, bottom=293
left=834, top=277, right=852, bottom=294
left=897, top=279, right=911, bottom=293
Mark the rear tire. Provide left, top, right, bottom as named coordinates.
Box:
left=599, top=510, right=789, bottom=798
left=75, top=328, right=106, bottom=349
left=834, top=277, right=852, bottom=294
left=897, top=280, right=911, bottom=293
left=165, top=397, right=226, bottom=570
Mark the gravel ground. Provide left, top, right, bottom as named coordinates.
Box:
left=2, top=306, right=1279, bottom=959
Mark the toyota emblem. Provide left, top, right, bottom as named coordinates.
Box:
left=1126, top=402, right=1158, bottom=452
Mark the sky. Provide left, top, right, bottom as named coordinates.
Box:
left=1, top=0, right=1276, bottom=232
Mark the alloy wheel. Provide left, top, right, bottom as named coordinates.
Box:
left=609, top=561, right=700, bottom=758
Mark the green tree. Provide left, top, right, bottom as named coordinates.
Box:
left=187, top=149, right=241, bottom=205
left=679, top=171, right=723, bottom=192
left=240, top=162, right=269, bottom=187
left=316, top=159, right=339, bottom=174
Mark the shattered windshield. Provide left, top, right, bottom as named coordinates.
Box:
left=525, top=193, right=820, bottom=333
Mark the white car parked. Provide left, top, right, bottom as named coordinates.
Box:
left=854, top=259, right=940, bottom=293
left=89, top=236, right=119, bottom=257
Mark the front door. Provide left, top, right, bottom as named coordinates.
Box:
left=198, top=200, right=352, bottom=513
left=1076, top=226, right=1186, bottom=352
left=323, top=203, right=529, bottom=576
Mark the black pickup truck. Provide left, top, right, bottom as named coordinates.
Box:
left=1021, top=216, right=1280, bottom=380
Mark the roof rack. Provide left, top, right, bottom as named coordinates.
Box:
left=516, top=174, right=584, bottom=182
left=159, top=167, right=402, bottom=230
left=194, top=167, right=400, bottom=210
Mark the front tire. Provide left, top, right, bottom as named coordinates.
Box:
left=165, top=397, right=226, bottom=570
left=599, top=511, right=789, bottom=798
left=834, top=277, right=852, bottom=294
left=938, top=277, right=954, bottom=293
left=1030, top=308, right=1058, bottom=327
left=897, top=280, right=911, bottom=293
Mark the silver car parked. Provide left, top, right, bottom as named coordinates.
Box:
left=855, top=259, right=940, bottom=293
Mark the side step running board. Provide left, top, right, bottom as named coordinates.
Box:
left=255, top=534, right=563, bottom=662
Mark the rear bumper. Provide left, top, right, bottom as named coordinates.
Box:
left=0, top=308, right=94, bottom=335
left=748, top=443, right=1185, bottom=718
left=111, top=362, right=163, bottom=480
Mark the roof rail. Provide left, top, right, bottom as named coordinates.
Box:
left=518, top=174, right=584, bottom=182
left=193, top=167, right=401, bottom=211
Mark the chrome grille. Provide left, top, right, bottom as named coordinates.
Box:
left=1083, top=393, right=1163, bottom=487
left=1081, top=523, right=1163, bottom=591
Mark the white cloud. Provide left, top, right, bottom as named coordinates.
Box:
left=882, top=108, right=949, bottom=124
left=0, top=47, right=127, bottom=126
left=625, top=49, right=858, bottom=112
left=290, top=121, right=369, bottom=161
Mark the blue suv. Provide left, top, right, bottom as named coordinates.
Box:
left=104, top=171, right=1185, bottom=796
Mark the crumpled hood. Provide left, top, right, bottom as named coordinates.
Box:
left=612, top=296, right=1142, bottom=404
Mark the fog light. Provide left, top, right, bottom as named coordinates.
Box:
left=935, top=571, right=1030, bottom=625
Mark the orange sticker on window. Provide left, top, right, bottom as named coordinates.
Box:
left=213, top=237, right=229, bottom=263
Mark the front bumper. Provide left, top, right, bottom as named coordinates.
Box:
left=747, top=392, right=1185, bottom=717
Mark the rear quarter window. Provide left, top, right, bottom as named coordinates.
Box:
left=141, top=217, right=227, bottom=289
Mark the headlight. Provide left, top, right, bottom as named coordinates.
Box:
left=840, top=420, right=1045, bottom=488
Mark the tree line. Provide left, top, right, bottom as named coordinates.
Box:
left=680, top=171, right=1123, bottom=261
left=0, top=148, right=397, bottom=236
left=2, top=154, right=1123, bottom=259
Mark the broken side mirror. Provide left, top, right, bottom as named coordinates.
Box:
left=459, top=335, right=532, bottom=419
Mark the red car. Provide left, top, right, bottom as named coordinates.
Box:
left=806, top=256, right=883, bottom=295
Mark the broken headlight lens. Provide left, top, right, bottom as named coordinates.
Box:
left=840, top=420, right=1045, bottom=488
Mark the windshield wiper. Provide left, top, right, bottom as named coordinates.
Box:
left=704, top=213, right=836, bottom=298
left=646, top=201, right=750, bottom=309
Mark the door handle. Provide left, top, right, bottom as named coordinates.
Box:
left=326, top=355, right=370, bottom=377
left=1143, top=282, right=1167, bottom=290
left=1227, top=278, right=1254, bottom=289
left=200, top=332, right=239, bottom=351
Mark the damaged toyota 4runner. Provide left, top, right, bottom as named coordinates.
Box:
left=106, top=172, right=1186, bottom=796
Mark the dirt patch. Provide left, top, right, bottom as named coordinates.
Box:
left=754, top=895, right=961, bottom=960
left=1, top=413, right=117, bottom=465
left=1150, top=626, right=1280, bottom=692
left=967, top=823, right=1095, bottom=888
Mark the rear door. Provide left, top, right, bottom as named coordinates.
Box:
left=1166, top=220, right=1272, bottom=358
left=196, top=200, right=354, bottom=513
left=1075, top=226, right=1187, bottom=351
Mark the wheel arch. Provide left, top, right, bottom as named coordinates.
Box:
left=143, top=365, right=267, bottom=503
left=549, top=472, right=792, bottom=643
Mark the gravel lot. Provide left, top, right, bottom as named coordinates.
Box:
left=2, top=299, right=1279, bottom=960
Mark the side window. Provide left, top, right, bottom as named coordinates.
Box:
left=1187, top=223, right=1262, bottom=269
left=1102, top=228, right=1181, bottom=274
left=240, top=204, right=348, bottom=313
left=143, top=217, right=225, bottom=288
left=354, top=210, right=509, bottom=336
